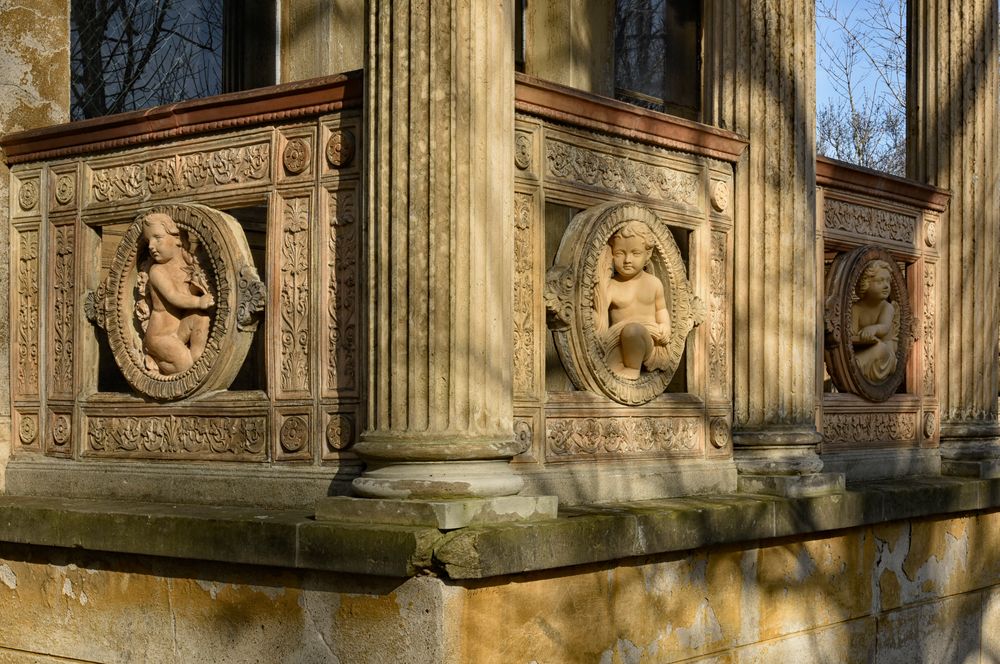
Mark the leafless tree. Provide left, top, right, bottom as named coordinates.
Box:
left=816, top=0, right=906, bottom=176
left=71, top=0, right=223, bottom=120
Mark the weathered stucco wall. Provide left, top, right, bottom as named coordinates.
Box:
left=1, top=510, right=998, bottom=663
left=0, top=0, right=70, bottom=492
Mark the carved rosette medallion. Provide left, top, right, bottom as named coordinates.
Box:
left=279, top=416, right=309, bottom=453
left=710, top=181, right=730, bottom=213
left=514, top=133, right=532, bottom=170
left=709, top=416, right=730, bottom=449
left=55, top=175, right=75, bottom=205
left=282, top=138, right=311, bottom=174
left=325, top=414, right=354, bottom=451
left=513, top=419, right=533, bottom=453
left=51, top=414, right=71, bottom=447
left=87, top=204, right=265, bottom=400
left=326, top=129, right=356, bottom=168
left=924, top=220, right=937, bottom=247
left=545, top=202, right=702, bottom=405
left=923, top=412, right=936, bottom=439
left=18, top=414, right=38, bottom=445
left=824, top=245, right=913, bottom=402
left=18, top=180, right=39, bottom=211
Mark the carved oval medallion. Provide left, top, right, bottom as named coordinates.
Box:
left=326, top=129, right=356, bottom=168
left=18, top=414, right=37, bottom=445
left=51, top=414, right=71, bottom=447
left=55, top=175, right=75, bottom=205
left=283, top=138, right=311, bottom=174
left=325, top=414, right=354, bottom=451
left=710, top=181, right=730, bottom=213
left=514, top=133, right=532, bottom=170
left=18, top=180, right=38, bottom=211
left=545, top=202, right=701, bottom=405
left=94, top=204, right=265, bottom=400
left=280, top=415, right=308, bottom=453
left=824, top=245, right=912, bottom=402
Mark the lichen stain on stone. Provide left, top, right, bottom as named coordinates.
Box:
left=0, top=4, right=69, bottom=129
left=0, top=562, right=17, bottom=590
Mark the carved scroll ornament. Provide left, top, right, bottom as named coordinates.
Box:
left=545, top=202, right=702, bottom=405
left=87, top=204, right=265, bottom=400
left=825, top=245, right=913, bottom=402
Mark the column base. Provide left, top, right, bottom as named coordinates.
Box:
left=738, top=472, right=845, bottom=498
left=352, top=459, right=525, bottom=500
left=939, top=420, right=1000, bottom=478
left=315, top=495, right=559, bottom=530
left=941, top=459, right=1000, bottom=479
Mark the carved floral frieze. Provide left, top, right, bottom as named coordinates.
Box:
left=824, top=198, right=915, bottom=244
left=51, top=225, right=75, bottom=397
left=545, top=202, right=702, bottom=405
left=708, top=231, right=727, bottom=395
left=825, top=245, right=912, bottom=402
left=86, top=204, right=264, bottom=400
left=87, top=414, right=266, bottom=459
left=16, top=230, right=39, bottom=396
left=822, top=412, right=917, bottom=446
left=546, top=141, right=699, bottom=208
left=923, top=264, right=936, bottom=396
left=513, top=192, right=535, bottom=396
left=546, top=416, right=699, bottom=458
left=89, top=144, right=270, bottom=204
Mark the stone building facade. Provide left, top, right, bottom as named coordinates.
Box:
left=0, top=0, right=999, bottom=662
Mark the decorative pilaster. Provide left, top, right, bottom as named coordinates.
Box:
left=352, top=0, right=527, bottom=501
left=909, top=0, right=1000, bottom=475
left=707, top=1, right=841, bottom=495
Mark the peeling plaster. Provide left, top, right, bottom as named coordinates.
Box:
left=0, top=563, right=16, bottom=589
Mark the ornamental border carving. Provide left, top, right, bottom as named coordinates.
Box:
left=86, top=414, right=267, bottom=460
left=87, top=204, right=264, bottom=400
left=545, top=416, right=700, bottom=459
left=15, top=229, right=39, bottom=397
left=545, top=202, right=702, bottom=405
left=822, top=412, right=918, bottom=447
left=824, top=197, right=915, bottom=244
left=825, top=245, right=913, bottom=402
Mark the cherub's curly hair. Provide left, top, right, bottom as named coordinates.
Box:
left=854, top=260, right=893, bottom=300
left=610, top=220, right=656, bottom=250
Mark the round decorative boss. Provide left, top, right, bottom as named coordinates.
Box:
left=280, top=416, right=308, bottom=453
left=18, top=414, right=38, bottom=445
left=282, top=138, right=311, bottom=175
left=514, top=133, right=532, bottom=170
left=90, top=204, right=265, bottom=401
left=18, top=180, right=38, bottom=211
left=326, top=129, right=356, bottom=168
left=55, top=175, right=76, bottom=205
left=325, top=414, right=353, bottom=451
left=709, top=417, right=730, bottom=449
left=52, top=414, right=71, bottom=446
left=824, top=244, right=912, bottom=402
left=544, top=202, right=702, bottom=406
left=710, top=181, right=730, bottom=213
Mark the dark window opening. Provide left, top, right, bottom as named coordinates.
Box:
left=70, top=0, right=276, bottom=121
left=614, top=0, right=702, bottom=120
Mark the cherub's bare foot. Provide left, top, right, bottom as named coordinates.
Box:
left=620, top=366, right=641, bottom=380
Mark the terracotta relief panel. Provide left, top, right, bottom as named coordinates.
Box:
left=86, top=142, right=271, bottom=206
left=545, top=202, right=702, bottom=405
left=513, top=191, right=537, bottom=398
left=50, top=223, right=75, bottom=399
left=86, top=205, right=264, bottom=400
left=14, top=228, right=40, bottom=398
left=825, top=245, right=913, bottom=402
left=545, top=415, right=700, bottom=460
left=279, top=197, right=311, bottom=394
left=325, top=187, right=358, bottom=396
left=85, top=414, right=267, bottom=460
left=545, top=139, right=700, bottom=210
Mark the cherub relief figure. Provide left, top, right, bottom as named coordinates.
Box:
left=851, top=259, right=898, bottom=383
left=136, top=212, right=215, bottom=375
left=593, top=220, right=672, bottom=379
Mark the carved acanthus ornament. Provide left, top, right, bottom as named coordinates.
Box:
left=328, top=191, right=358, bottom=393
left=825, top=245, right=913, bottom=402
left=86, top=204, right=264, bottom=400
left=87, top=415, right=266, bottom=458
left=513, top=192, right=535, bottom=395
left=822, top=412, right=917, bottom=446
left=52, top=225, right=75, bottom=396
left=923, top=264, right=936, bottom=396
left=546, top=141, right=699, bottom=208
left=824, top=198, right=915, bottom=244
left=546, top=416, right=699, bottom=458
left=90, top=144, right=270, bottom=203
left=16, top=231, right=39, bottom=395
left=545, top=202, right=702, bottom=405
left=708, top=231, right=727, bottom=394
left=281, top=198, right=311, bottom=392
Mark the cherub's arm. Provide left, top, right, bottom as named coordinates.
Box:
left=148, top=266, right=214, bottom=310
left=859, top=301, right=894, bottom=342
left=653, top=279, right=671, bottom=342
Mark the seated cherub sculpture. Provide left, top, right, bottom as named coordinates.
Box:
left=593, top=220, right=671, bottom=379
left=850, top=259, right=898, bottom=383
left=135, top=213, right=215, bottom=375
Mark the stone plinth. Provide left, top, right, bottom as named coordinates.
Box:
left=316, top=495, right=558, bottom=530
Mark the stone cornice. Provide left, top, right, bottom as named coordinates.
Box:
left=816, top=155, right=951, bottom=212
left=514, top=73, right=749, bottom=164
left=0, top=71, right=363, bottom=165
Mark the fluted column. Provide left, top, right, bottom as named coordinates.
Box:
left=909, top=0, right=1000, bottom=475
left=706, top=1, right=841, bottom=495
left=354, top=0, right=523, bottom=499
